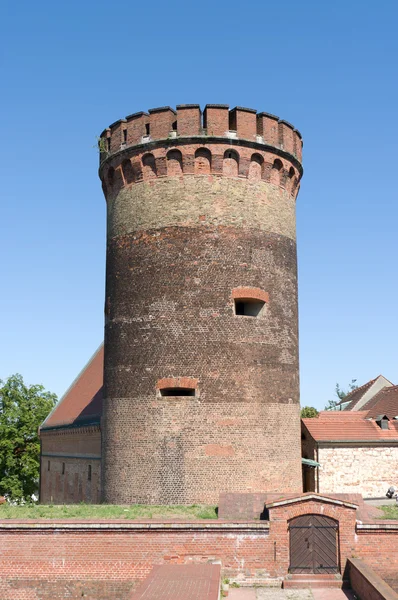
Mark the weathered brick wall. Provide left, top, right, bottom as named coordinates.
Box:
left=355, top=527, right=398, bottom=592
left=40, top=426, right=101, bottom=503
left=0, top=522, right=272, bottom=600
left=317, top=445, right=398, bottom=497
left=347, top=558, right=398, bottom=600
left=100, top=104, right=304, bottom=504
left=267, top=497, right=358, bottom=576
left=1, top=497, right=397, bottom=599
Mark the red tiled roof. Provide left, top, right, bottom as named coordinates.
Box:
left=303, top=410, right=398, bottom=442
left=362, top=385, right=398, bottom=420
left=40, top=345, right=103, bottom=429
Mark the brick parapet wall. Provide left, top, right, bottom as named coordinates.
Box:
left=100, top=140, right=302, bottom=202
left=348, top=558, right=398, bottom=600
left=1, top=499, right=398, bottom=599
left=99, top=105, right=303, bottom=164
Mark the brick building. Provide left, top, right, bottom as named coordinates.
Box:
left=40, top=346, right=103, bottom=503
left=41, top=103, right=304, bottom=504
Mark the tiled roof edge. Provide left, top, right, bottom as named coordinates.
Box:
left=40, top=343, right=104, bottom=429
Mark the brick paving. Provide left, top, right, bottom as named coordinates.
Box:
left=129, top=564, right=220, bottom=600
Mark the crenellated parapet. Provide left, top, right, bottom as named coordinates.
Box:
left=99, top=104, right=303, bottom=165
left=100, top=141, right=302, bottom=201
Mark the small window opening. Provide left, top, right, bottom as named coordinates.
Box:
left=160, top=388, right=196, bottom=397
left=107, top=138, right=111, bottom=151
left=229, top=111, right=237, bottom=131
left=301, top=433, right=306, bottom=441
left=123, top=129, right=127, bottom=142
left=234, top=298, right=265, bottom=317
left=48, top=461, right=50, bottom=471
left=145, top=123, right=150, bottom=135
left=172, top=120, right=177, bottom=131
left=88, top=465, right=92, bottom=481
left=62, top=462, right=65, bottom=475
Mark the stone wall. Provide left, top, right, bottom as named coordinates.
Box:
left=317, top=445, right=398, bottom=497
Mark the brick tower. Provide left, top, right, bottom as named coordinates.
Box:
left=99, top=104, right=303, bottom=504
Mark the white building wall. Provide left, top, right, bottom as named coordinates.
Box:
left=318, top=445, right=398, bottom=497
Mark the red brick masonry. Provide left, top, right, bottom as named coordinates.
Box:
left=1, top=495, right=397, bottom=599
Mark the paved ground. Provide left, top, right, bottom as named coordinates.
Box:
left=364, top=497, right=397, bottom=507
left=228, top=588, right=355, bottom=600
left=129, top=564, right=221, bottom=599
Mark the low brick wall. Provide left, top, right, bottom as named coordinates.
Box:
left=348, top=558, right=398, bottom=600
left=1, top=496, right=397, bottom=599
left=0, top=521, right=272, bottom=600
left=355, top=523, right=398, bottom=593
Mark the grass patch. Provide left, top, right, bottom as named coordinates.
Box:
left=0, top=503, right=217, bottom=520
left=378, top=504, right=398, bottom=520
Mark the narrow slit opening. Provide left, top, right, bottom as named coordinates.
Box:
left=160, top=388, right=195, bottom=397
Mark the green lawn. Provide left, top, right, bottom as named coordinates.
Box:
left=379, top=504, right=398, bottom=520
left=0, top=503, right=217, bottom=520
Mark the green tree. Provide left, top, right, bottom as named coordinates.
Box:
left=325, top=379, right=357, bottom=410
left=0, top=374, right=57, bottom=502
left=300, top=406, right=319, bottom=418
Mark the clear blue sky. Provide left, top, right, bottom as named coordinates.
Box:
left=2, top=0, right=397, bottom=410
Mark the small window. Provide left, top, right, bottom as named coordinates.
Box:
left=160, top=388, right=195, bottom=397
left=62, top=462, right=65, bottom=475
left=123, top=129, right=127, bottom=143
left=145, top=123, right=150, bottom=135
left=48, top=461, right=50, bottom=471
left=376, top=415, right=390, bottom=430
left=234, top=298, right=265, bottom=317
left=107, top=138, right=111, bottom=151
left=172, top=120, right=177, bottom=131
left=88, top=465, right=92, bottom=481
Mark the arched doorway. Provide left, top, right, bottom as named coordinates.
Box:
left=289, top=514, right=339, bottom=574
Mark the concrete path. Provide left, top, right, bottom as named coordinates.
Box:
left=364, top=497, right=397, bottom=507
left=228, top=588, right=355, bottom=599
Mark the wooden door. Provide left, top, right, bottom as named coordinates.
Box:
left=289, top=514, right=339, bottom=574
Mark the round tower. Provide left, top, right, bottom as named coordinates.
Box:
left=99, top=104, right=304, bottom=504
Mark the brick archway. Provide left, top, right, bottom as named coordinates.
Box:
left=265, top=493, right=358, bottom=578
left=289, top=513, right=339, bottom=574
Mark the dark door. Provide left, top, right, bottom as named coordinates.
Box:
left=289, top=514, right=339, bottom=574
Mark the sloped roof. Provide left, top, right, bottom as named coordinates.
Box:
left=40, top=345, right=104, bottom=430
left=362, top=385, right=398, bottom=420
left=303, top=410, right=398, bottom=442
left=337, top=379, right=376, bottom=409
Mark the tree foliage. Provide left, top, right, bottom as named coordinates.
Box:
left=300, top=406, right=319, bottom=418
left=325, top=379, right=358, bottom=410
left=0, top=374, right=57, bottom=502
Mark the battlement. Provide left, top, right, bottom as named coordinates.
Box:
left=99, top=104, right=303, bottom=163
